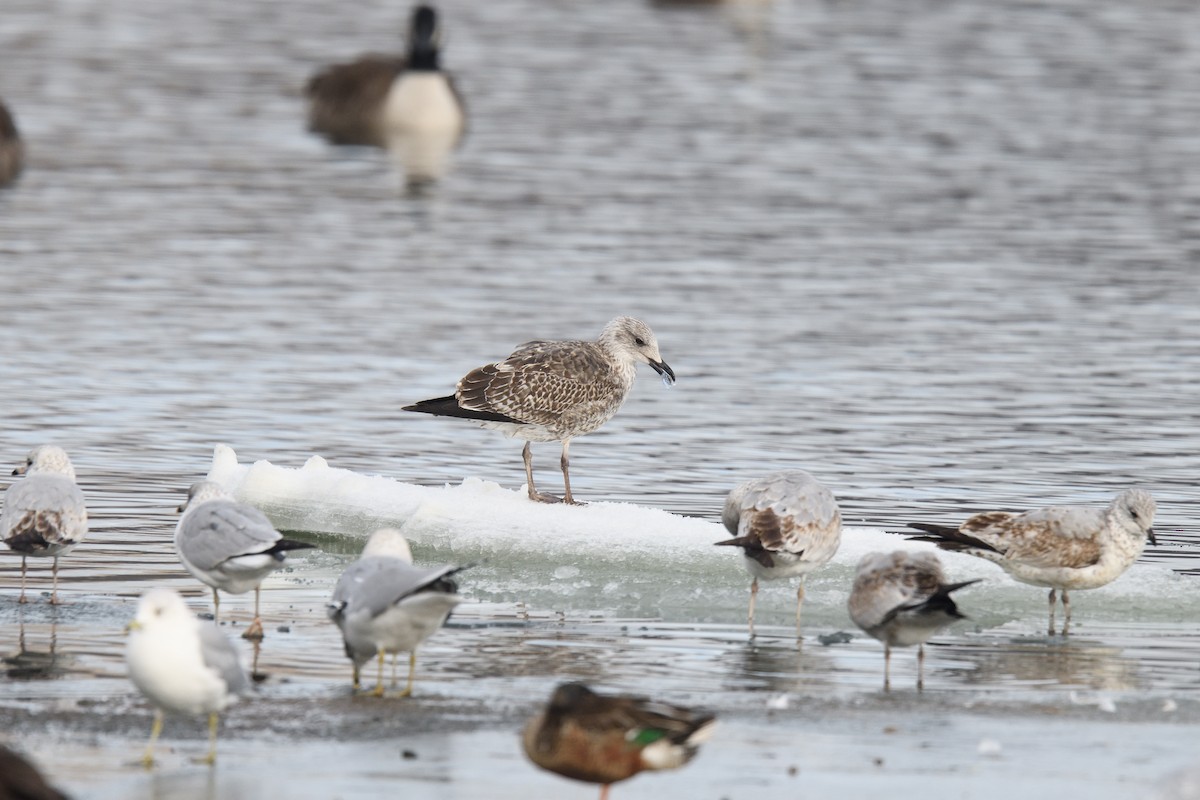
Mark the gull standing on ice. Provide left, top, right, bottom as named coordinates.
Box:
left=848, top=550, right=977, bottom=691
left=1, top=446, right=88, bottom=604
left=175, top=481, right=316, bottom=640
left=403, top=316, right=676, bottom=505
left=306, top=5, right=465, bottom=186
left=327, top=528, right=466, bottom=697
left=522, top=682, right=716, bottom=800
left=714, top=470, right=841, bottom=637
left=907, top=489, right=1157, bottom=635
left=125, top=588, right=249, bottom=767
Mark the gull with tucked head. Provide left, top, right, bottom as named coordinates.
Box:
left=849, top=550, right=977, bottom=691
left=715, top=470, right=842, bottom=637
left=404, top=316, right=675, bottom=505
left=907, top=488, right=1157, bottom=636
left=327, top=528, right=466, bottom=697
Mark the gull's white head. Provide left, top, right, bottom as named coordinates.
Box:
left=1111, top=489, right=1157, bottom=545
left=361, top=528, right=414, bottom=562
left=178, top=480, right=231, bottom=513
left=599, top=316, right=675, bottom=386
left=13, top=445, right=76, bottom=481
left=129, top=587, right=196, bottom=633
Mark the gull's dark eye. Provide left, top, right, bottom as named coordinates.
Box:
left=634, top=337, right=646, bottom=347
left=1129, top=508, right=1139, bottom=519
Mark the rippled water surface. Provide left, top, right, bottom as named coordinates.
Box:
left=2, top=0, right=1200, bottom=797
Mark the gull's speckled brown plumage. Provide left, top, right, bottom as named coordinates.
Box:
left=2, top=446, right=88, bottom=604
left=908, top=489, right=1157, bottom=635
left=714, top=470, right=841, bottom=636
left=403, top=317, right=675, bottom=504
left=522, top=682, right=715, bottom=799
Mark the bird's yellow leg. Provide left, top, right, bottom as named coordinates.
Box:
left=397, top=650, right=417, bottom=698
left=201, top=712, right=219, bottom=765
left=212, top=587, right=221, bottom=624
left=141, top=709, right=164, bottom=768
left=372, top=650, right=386, bottom=697
left=352, top=662, right=361, bottom=692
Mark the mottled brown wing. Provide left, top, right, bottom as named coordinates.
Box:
left=457, top=341, right=624, bottom=431
left=306, top=55, right=404, bottom=146
left=960, top=508, right=1104, bottom=569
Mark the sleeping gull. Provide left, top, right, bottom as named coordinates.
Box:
left=1, top=446, right=88, bottom=605
left=714, top=470, right=841, bottom=637
left=848, top=550, right=977, bottom=691
left=327, top=528, right=466, bottom=697
left=403, top=316, right=675, bottom=504
left=125, top=587, right=249, bottom=767
left=522, top=682, right=716, bottom=800
left=906, top=489, right=1157, bottom=635
left=175, top=481, right=316, bottom=640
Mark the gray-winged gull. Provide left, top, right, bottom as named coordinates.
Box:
left=327, top=528, right=465, bottom=697
left=403, top=316, right=675, bottom=505
left=175, top=481, right=316, bottom=640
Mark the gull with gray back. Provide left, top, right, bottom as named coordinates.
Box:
left=175, top=481, right=316, bottom=640
left=327, top=528, right=466, bottom=697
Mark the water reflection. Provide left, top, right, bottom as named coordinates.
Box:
left=3, top=610, right=60, bottom=681
left=725, top=639, right=839, bottom=693
left=943, top=635, right=1142, bottom=692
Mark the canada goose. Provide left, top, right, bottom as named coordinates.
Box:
left=306, top=5, right=465, bottom=185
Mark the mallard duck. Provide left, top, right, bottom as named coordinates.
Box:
left=522, top=682, right=715, bottom=799
left=715, top=470, right=842, bottom=637
left=907, top=489, right=1156, bottom=636
left=0, top=745, right=70, bottom=800
left=306, top=5, right=465, bottom=185
left=848, top=550, right=977, bottom=690
left=0, top=100, right=23, bottom=188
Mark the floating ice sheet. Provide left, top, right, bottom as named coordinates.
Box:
left=205, top=445, right=1188, bottom=627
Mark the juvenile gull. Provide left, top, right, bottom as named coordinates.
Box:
left=306, top=5, right=465, bottom=186
left=714, top=470, right=841, bottom=637
left=125, top=588, right=249, bottom=767
left=522, top=682, right=716, bottom=800
left=175, top=481, right=316, bottom=640
left=1, top=446, right=88, bottom=604
left=907, top=489, right=1157, bottom=636
left=403, top=316, right=675, bottom=504
left=848, top=550, right=977, bottom=691
left=327, top=528, right=465, bottom=697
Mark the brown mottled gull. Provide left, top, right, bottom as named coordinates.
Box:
left=1, top=446, right=88, bottom=605
left=848, top=550, right=977, bottom=691
left=403, top=316, right=675, bottom=505
left=714, top=470, right=841, bottom=637
left=907, top=489, right=1157, bottom=636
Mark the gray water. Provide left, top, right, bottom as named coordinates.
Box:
left=2, top=0, right=1200, bottom=797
